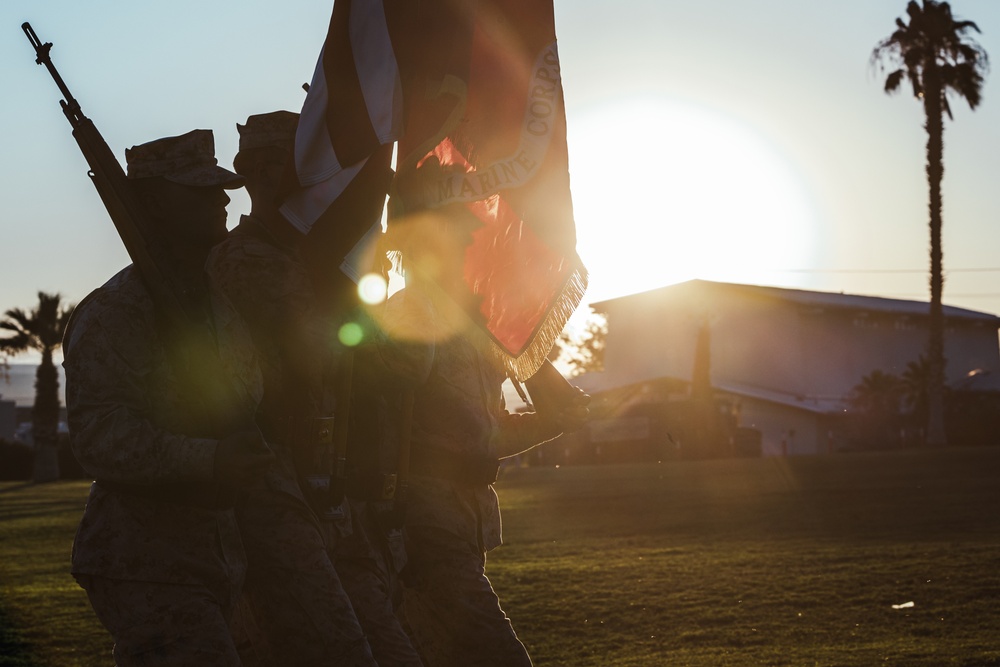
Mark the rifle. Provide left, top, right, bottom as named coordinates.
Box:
left=22, top=22, right=205, bottom=330
left=23, top=23, right=263, bottom=449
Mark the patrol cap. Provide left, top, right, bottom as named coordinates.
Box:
left=125, top=129, right=244, bottom=189
left=233, top=110, right=299, bottom=175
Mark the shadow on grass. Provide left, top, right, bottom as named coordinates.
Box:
left=0, top=483, right=34, bottom=496
left=0, top=603, right=38, bottom=667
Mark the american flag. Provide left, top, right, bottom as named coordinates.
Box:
left=282, top=0, right=587, bottom=380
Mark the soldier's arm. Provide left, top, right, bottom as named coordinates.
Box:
left=64, top=297, right=221, bottom=484
left=493, top=387, right=590, bottom=459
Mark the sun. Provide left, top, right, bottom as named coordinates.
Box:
left=567, top=97, right=821, bottom=303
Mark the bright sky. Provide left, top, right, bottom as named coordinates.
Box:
left=2, top=0, right=999, bottom=346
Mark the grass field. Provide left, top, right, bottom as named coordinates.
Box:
left=2, top=447, right=1000, bottom=666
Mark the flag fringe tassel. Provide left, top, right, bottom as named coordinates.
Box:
left=492, top=262, right=589, bottom=382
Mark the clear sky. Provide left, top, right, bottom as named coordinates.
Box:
left=2, top=0, right=999, bottom=344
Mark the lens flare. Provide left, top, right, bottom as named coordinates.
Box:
left=358, top=273, right=388, bottom=305
left=338, top=322, right=364, bottom=347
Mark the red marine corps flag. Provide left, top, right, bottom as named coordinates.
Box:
left=283, top=0, right=587, bottom=381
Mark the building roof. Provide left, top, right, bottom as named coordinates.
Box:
left=591, top=279, right=1000, bottom=325
left=574, top=363, right=1000, bottom=413
left=573, top=370, right=848, bottom=416
left=712, top=380, right=846, bottom=415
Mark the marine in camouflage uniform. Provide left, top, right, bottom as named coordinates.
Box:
left=398, top=323, right=550, bottom=667
left=335, top=289, right=436, bottom=667
left=386, top=218, right=589, bottom=667
left=205, top=111, right=376, bottom=666
left=65, top=130, right=274, bottom=667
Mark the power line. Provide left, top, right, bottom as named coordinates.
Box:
left=874, top=292, right=1000, bottom=299
left=944, top=269, right=1000, bottom=274
left=769, top=268, right=1000, bottom=274
left=905, top=293, right=1000, bottom=299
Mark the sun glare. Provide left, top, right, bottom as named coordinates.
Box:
left=357, top=272, right=388, bottom=305
left=568, top=98, right=820, bottom=302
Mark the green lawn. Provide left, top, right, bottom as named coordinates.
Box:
left=0, top=481, right=99, bottom=667
left=492, top=448, right=1000, bottom=666
left=3, top=447, right=1000, bottom=666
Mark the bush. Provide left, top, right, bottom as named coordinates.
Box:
left=0, top=435, right=89, bottom=482
left=0, top=439, right=32, bottom=481
left=58, top=433, right=88, bottom=480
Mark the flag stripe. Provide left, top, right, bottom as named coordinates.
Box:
left=280, top=157, right=367, bottom=233
left=294, top=51, right=344, bottom=187
left=349, top=0, right=402, bottom=145
left=324, top=0, right=387, bottom=167
left=287, top=0, right=401, bottom=229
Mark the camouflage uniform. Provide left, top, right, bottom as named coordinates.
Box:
left=334, top=502, right=421, bottom=667
left=65, top=129, right=257, bottom=667
left=206, top=213, right=376, bottom=666
left=334, top=288, right=439, bottom=667
left=65, top=267, right=253, bottom=667
left=395, top=294, right=557, bottom=667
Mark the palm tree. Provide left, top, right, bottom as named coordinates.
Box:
left=871, top=1, right=988, bottom=446
left=849, top=370, right=904, bottom=447
left=899, top=355, right=932, bottom=427
left=849, top=370, right=903, bottom=417
left=0, top=292, right=75, bottom=482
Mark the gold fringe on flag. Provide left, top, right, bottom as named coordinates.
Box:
left=488, top=259, right=588, bottom=382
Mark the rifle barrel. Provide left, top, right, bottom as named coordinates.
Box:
left=22, top=22, right=82, bottom=123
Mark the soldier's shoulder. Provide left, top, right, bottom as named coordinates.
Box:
left=207, top=226, right=289, bottom=276
left=65, top=266, right=153, bottom=343
left=81, top=266, right=149, bottom=313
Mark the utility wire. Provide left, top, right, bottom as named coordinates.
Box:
left=888, top=293, right=1000, bottom=299
left=768, top=268, right=1000, bottom=274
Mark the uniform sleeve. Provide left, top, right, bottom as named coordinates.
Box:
left=363, top=288, right=435, bottom=386
left=63, top=299, right=218, bottom=484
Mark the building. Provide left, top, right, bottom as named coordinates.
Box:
left=573, top=280, right=1000, bottom=457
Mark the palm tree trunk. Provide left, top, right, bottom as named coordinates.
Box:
left=689, top=318, right=716, bottom=456
left=923, top=75, right=947, bottom=447
left=32, top=348, right=61, bottom=483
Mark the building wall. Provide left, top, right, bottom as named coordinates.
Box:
left=943, top=320, right=1000, bottom=380
left=732, top=397, right=826, bottom=456
left=798, top=308, right=1000, bottom=393
left=705, top=290, right=805, bottom=395
left=594, top=281, right=1000, bottom=456
left=600, top=295, right=699, bottom=385
left=599, top=282, right=1000, bottom=404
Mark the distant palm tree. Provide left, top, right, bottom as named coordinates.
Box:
left=871, top=1, right=989, bottom=446
left=849, top=370, right=904, bottom=448
left=849, top=370, right=903, bottom=418
left=0, top=292, right=75, bottom=482
left=899, top=355, right=932, bottom=428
